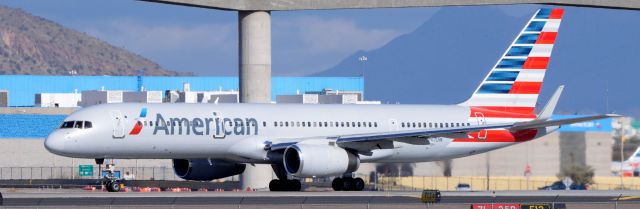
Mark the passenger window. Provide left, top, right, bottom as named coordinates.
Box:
left=468, top=123, right=471, bottom=126
left=412, top=123, right=416, bottom=128
left=401, top=122, right=405, bottom=128
left=296, top=122, right=300, bottom=127
left=351, top=122, right=355, bottom=127
left=274, top=121, right=278, bottom=127
left=263, top=122, right=267, bottom=127
left=280, top=121, right=283, bottom=127
left=341, top=122, right=344, bottom=127
left=74, top=121, right=83, bottom=129
left=324, top=122, right=328, bottom=127
left=418, top=123, right=422, bottom=128
left=84, top=121, right=92, bottom=129
left=456, top=123, right=460, bottom=127
left=285, top=122, right=289, bottom=127
left=374, top=122, right=378, bottom=127
left=357, top=122, right=361, bottom=127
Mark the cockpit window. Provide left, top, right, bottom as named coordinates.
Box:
left=60, top=121, right=92, bottom=129
left=60, top=121, right=74, bottom=129
left=74, top=121, right=83, bottom=129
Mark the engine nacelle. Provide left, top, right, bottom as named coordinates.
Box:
left=172, top=159, right=246, bottom=181
left=283, top=144, right=359, bottom=177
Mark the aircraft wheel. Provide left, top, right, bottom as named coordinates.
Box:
left=109, top=180, right=121, bottom=192
left=269, top=179, right=282, bottom=191
left=342, top=177, right=355, bottom=191
left=288, top=179, right=302, bottom=191
left=332, top=178, right=343, bottom=191
left=105, top=181, right=113, bottom=192
left=354, top=178, right=365, bottom=191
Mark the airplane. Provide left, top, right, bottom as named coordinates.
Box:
left=44, top=8, right=618, bottom=192
left=612, top=147, right=640, bottom=177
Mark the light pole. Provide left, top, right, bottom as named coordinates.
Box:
left=614, top=119, right=632, bottom=188
left=358, top=55, right=367, bottom=100
left=486, top=152, right=490, bottom=191
left=620, top=124, right=625, bottom=189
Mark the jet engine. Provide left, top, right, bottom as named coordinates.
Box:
left=283, top=144, right=359, bottom=177
left=172, top=159, right=246, bottom=181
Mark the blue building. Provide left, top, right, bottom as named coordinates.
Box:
left=0, top=75, right=363, bottom=106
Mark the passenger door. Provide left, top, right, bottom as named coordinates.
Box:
left=474, top=112, right=487, bottom=140
left=110, top=110, right=126, bottom=138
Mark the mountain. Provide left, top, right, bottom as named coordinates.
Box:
left=0, top=6, right=189, bottom=76
left=315, top=6, right=640, bottom=117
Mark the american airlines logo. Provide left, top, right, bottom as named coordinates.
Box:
left=152, top=112, right=259, bottom=138
left=129, top=108, right=147, bottom=135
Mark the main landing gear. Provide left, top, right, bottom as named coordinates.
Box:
left=97, top=159, right=123, bottom=192
left=269, top=179, right=302, bottom=191
left=269, top=164, right=302, bottom=191
left=332, top=177, right=365, bottom=191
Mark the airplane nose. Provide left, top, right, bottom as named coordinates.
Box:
left=44, top=131, right=66, bottom=154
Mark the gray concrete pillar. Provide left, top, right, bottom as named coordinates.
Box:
left=238, top=10, right=273, bottom=190
left=239, top=11, right=272, bottom=103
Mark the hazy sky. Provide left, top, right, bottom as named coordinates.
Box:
left=0, top=0, right=450, bottom=76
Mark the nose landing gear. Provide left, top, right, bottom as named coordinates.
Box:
left=97, top=159, right=123, bottom=192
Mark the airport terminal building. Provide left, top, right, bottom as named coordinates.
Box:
left=0, top=75, right=364, bottom=107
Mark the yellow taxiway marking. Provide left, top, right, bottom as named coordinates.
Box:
left=615, top=196, right=640, bottom=200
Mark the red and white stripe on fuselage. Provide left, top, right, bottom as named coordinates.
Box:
left=449, top=106, right=540, bottom=147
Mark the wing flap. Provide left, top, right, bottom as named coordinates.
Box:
left=336, top=123, right=513, bottom=144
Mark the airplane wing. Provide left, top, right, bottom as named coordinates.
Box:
left=268, top=114, right=620, bottom=152
left=511, top=114, right=619, bottom=131
left=266, top=113, right=619, bottom=153
left=267, top=86, right=621, bottom=153
left=336, top=114, right=619, bottom=152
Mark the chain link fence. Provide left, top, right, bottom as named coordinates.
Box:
left=0, top=202, right=639, bottom=209
left=0, top=166, right=238, bottom=182
left=1, top=167, right=640, bottom=191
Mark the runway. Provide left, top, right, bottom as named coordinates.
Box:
left=2, top=190, right=640, bottom=208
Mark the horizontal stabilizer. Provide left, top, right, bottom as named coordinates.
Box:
left=537, top=85, right=564, bottom=120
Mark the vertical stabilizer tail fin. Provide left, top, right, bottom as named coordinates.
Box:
left=461, top=8, right=564, bottom=117
left=627, top=147, right=640, bottom=163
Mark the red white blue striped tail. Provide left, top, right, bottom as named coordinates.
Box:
left=460, top=8, right=564, bottom=118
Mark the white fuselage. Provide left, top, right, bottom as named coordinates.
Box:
left=45, top=103, right=542, bottom=164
